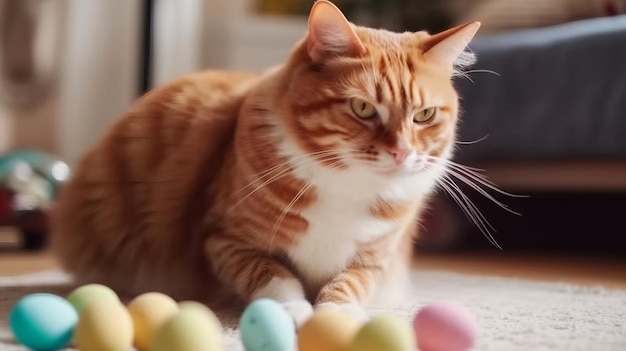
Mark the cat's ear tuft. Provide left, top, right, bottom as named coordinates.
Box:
left=307, top=0, right=365, bottom=62
left=421, top=22, right=481, bottom=70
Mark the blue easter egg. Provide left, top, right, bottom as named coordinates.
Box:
left=9, top=293, right=79, bottom=351
left=239, top=299, right=296, bottom=351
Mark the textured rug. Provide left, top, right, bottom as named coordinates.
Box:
left=1, top=270, right=625, bottom=351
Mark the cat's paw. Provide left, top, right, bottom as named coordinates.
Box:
left=315, top=302, right=370, bottom=323
left=282, top=299, right=314, bottom=327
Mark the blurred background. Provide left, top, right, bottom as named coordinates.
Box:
left=0, top=0, right=625, bottom=265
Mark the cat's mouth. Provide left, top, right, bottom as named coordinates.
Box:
left=371, top=158, right=428, bottom=177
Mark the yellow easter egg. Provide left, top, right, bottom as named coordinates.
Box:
left=178, top=301, right=223, bottom=329
left=74, top=299, right=133, bottom=351
left=350, top=315, right=416, bottom=351
left=151, top=302, right=222, bottom=351
left=127, top=292, right=179, bottom=351
left=298, top=309, right=361, bottom=351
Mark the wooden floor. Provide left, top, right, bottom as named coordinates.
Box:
left=414, top=251, right=626, bottom=290
left=1, top=249, right=625, bottom=290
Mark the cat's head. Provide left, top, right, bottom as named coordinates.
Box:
left=276, top=1, right=479, bottom=179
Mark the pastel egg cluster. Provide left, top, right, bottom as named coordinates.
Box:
left=9, top=284, right=478, bottom=351
left=9, top=284, right=221, bottom=351
left=239, top=299, right=478, bottom=351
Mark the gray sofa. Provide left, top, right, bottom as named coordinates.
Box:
left=453, top=15, right=626, bottom=191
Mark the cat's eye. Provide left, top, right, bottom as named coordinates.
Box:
left=350, top=98, right=377, bottom=119
left=413, top=107, right=437, bottom=124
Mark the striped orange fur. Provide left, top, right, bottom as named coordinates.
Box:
left=50, top=1, right=480, bottom=325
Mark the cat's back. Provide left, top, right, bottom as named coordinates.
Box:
left=50, top=70, right=259, bottom=294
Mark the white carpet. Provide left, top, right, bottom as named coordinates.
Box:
left=1, top=270, right=625, bottom=351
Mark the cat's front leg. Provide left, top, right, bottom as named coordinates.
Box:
left=205, top=235, right=313, bottom=326
left=315, top=265, right=382, bottom=322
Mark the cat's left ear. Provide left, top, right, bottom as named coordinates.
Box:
left=422, top=22, right=481, bottom=70
left=307, top=0, right=365, bottom=63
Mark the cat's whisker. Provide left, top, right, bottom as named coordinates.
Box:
left=438, top=159, right=492, bottom=179
left=455, top=69, right=500, bottom=83
left=446, top=162, right=488, bottom=175
left=228, top=167, right=295, bottom=212
left=423, top=155, right=486, bottom=173
left=454, top=134, right=490, bottom=145
left=268, top=179, right=314, bottom=253
left=432, top=170, right=476, bottom=226
left=457, top=72, right=475, bottom=83
left=442, top=168, right=520, bottom=216
left=463, top=69, right=501, bottom=77
left=228, top=154, right=346, bottom=212
left=434, top=175, right=475, bottom=227
left=424, top=156, right=523, bottom=217
left=425, top=155, right=525, bottom=198
left=445, top=162, right=526, bottom=199
left=231, top=150, right=337, bottom=198
left=235, top=151, right=337, bottom=188
left=423, top=158, right=511, bottom=249
left=254, top=150, right=337, bottom=179
left=439, top=174, right=502, bottom=250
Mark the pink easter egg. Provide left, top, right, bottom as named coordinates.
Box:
left=413, top=302, right=478, bottom=351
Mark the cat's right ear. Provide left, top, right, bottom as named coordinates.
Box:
left=421, top=22, right=481, bottom=70
left=307, top=0, right=365, bottom=63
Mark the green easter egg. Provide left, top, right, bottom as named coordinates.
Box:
left=350, top=315, right=416, bottom=351
left=152, top=302, right=222, bottom=351
left=67, top=284, right=119, bottom=315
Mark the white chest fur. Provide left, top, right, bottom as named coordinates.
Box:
left=287, top=167, right=392, bottom=286
left=278, top=139, right=437, bottom=289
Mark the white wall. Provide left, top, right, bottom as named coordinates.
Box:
left=150, top=0, right=306, bottom=83
left=203, top=16, right=306, bottom=71
left=58, top=0, right=141, bottom=165
left=152, top=0, right=204, bottom=85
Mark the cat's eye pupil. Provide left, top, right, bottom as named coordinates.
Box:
left=414, top=107, right=436, bottom=123
left=350, top=98, right=377, bottom=119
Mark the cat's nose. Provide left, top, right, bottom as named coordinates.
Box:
left=386, top=145, right=411, bottom=164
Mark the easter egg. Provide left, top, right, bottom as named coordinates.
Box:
left=152, top=302, right=222, bottom=351
left=298, top=309, right=361, bottom=351
left=9, top=293, right=78, bottom=351
left=67, top=284, right=119, bottom=315
left=127, top=292, right=179, bottom=351
left=177, top=301, right=223, bottom=328
left=350, top=315, right=415, bottom=351
left=74, top=299, right=134, bottom=351
left=239, top=299, right=296, bottom=351
left=413, top=302, right=478, bottom=351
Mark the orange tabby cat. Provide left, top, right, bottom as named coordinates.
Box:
left=51, top=1, right=480, bottom=325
